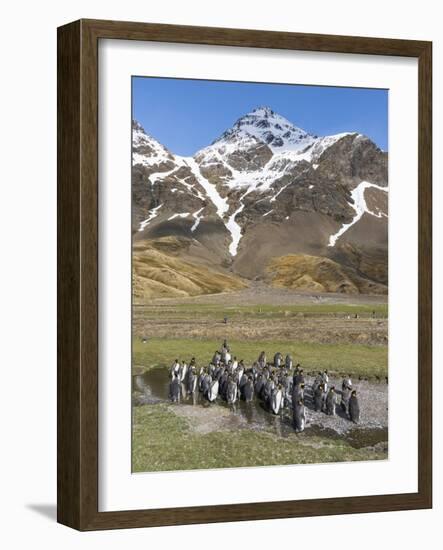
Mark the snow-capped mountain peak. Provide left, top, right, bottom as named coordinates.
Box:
left=132, top=120, right=174, bottom=167
left=213, top=106, right=316, bottom=153
left=132, top=109, right=388, bottom=264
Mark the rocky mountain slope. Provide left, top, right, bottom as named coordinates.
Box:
left=132, top=107, right=388, bottom=297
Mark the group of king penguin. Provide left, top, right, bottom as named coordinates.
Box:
left=168, top=340, right=361, bottom=432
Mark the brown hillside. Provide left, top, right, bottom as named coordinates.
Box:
left=133, top=237, right=247, bottom=301
left=267, top=254, right=387, bottom=295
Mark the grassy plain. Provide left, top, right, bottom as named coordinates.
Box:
left=132, top=403, right=386, bottom=472
left=132, top=296, right=388, bottom=472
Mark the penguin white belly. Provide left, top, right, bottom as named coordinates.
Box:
left=208, top=380, right=219, bottom=402
left=233, top=386, right=237, bottom=403
left=271, top=390, right=282, bottom=414
left=181, top=365, right=188, bottom=382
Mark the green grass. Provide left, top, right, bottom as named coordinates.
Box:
left=132, top=404, right=386, bottom=472
left=133, top=337, right=388, bottom=377
left=135, top=302, right=388, bottom=319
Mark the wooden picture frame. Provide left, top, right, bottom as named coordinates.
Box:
left=57, top=18, right=432, bottom=530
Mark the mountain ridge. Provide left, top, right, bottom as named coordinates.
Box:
left=131, top=107, right=388, bottom=296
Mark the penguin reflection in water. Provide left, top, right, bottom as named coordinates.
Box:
left=169, top=374, right=181, bottom=403
left=242, top=376, right=254, bottom=402
left=293, top=399, right=306, bottom=433
left=349, top=390, right=360, bottom=423
left=226, top=376, right=238, bottom=404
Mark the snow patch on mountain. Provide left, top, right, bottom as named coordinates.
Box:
left=328, top=181, right=388, bottom=247
left=226, top=204, right=245, bottom=256
left=168, top=212, right=190, bottom=221
left=183, top=156, right=253, bottom=256
left=183, top=157, right=229, bottom=217
left=191, top=207, right=205, bottom=232
left=148, top=167, right=179, bottom=186
left=302, top=132, right=355, bottom=163
left=138, top=203, right=163, bottom=231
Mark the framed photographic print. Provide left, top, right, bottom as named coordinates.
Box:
left=57, top=19, right=432, bottom=530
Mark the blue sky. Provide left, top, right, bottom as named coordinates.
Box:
left=132, top=77, right=388, bottom=156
